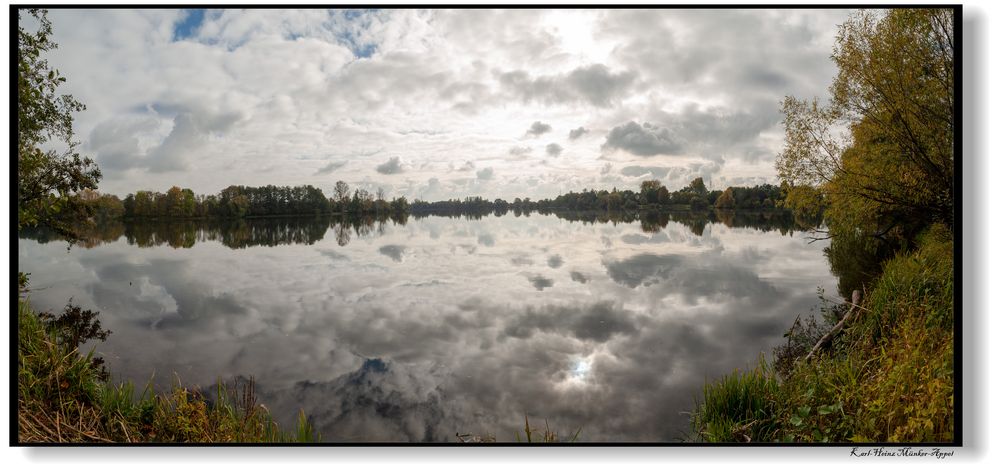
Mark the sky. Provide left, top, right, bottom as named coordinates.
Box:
left=39, top=8, right=852, bottom=201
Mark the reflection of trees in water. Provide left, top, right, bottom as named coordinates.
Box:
left=20, top=209, right=819, bottom=250
left=18, top=220, right=126, bottom=249
left=19, top=212, right=412, bottom=250
left=824, top=231, right=899, bottom=299
left=547, top=209, right=817, bottom=236
left=335, top=222, right=352, bottom=247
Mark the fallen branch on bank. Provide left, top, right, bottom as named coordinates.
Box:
left=802, top=289, right=861, bottom=364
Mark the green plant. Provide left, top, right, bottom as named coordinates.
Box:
left=691, top=359, right=779, bottom=442
left=17, top=296, right=320, bottom=443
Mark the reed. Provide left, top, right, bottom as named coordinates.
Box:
left=17, top=299, right=320, bottom=443
left=690, top=359, right=779, bottom=442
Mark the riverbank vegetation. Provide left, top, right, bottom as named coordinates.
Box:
left=691, top=8, right=954, bottom=443
left=18, top=284, right=319, bottom=443
left=693, top=226, right=953, bottom=442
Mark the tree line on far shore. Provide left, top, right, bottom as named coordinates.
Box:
left=73, top=177, right=800, bottom=222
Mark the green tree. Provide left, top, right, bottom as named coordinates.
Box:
left=776, top=9, right=954, bottom=241
left=639, top=180, right=662, bottom=205
left=688, top=177, right=708, bottom=197
left=133, top=191, right=154, bottom=217
left=656, top=186, right=670, bottom=205
left=17, top=9, right=101, bottom=232
left=165, top=186, right=186, bottom=216
left=181, top=188, right=197, bottom=216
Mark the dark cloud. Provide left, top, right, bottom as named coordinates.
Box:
left=598, top=107, right=778, bottom=167
left=378, top=245, right=406, bottom=262
left=525, top=121, right=552, bottom=137
left=502, top=301, right=641, bottom=343
left=649, top=105, right=779, bottom=157
left=499, top=64, right=637, bottom=107
left=569, top=271, right=589, bottom=283
left=315, top=160, right=347, bottom=175
left=547, top=255, right=563, bottom=269
left=601, top=121, right=682, bottom=157
left=88, top=117, right=157, bottom=172
left=476, top=167, right=494, bottom=180
left=680, top=161, right=723, bottom=186
left=545, top=143, right=563, bottom=157
left=599, top=9, right=842, bottom=106
left=477, top=233, right=495, bottom=247
left=568, top=127, right=589, bottom=140
left=563, top=64, right=638, bottom=106
left=527, top=275, right=554, bottom=290
left=90, top=109, right=241, bottom=174
left=620, top=233, right=672, bottom=245
left=318, top=249, right=350, bottom=261
left=508, top=146, right=532, bottom=157
left=510, top=256, right=534, bottom=266
left=257, top=359, right=449, bottom=442
left=602, top=251, right=782, bottom=305
left=376, top=156, right=404, bottom=174
left=620, top=165, right=668, bottom=178
left=83, top=258, right=247, bottom=330
left=604, top=253, right=683, bottom=288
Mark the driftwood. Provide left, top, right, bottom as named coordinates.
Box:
left=802, top=290, right=861, bottom=363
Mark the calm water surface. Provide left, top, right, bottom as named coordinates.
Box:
left=18, top=212, right=836, bottom=442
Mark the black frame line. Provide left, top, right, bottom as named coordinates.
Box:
left=9, top=3, right=963, bottom=448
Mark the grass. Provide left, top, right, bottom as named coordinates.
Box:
left=691, top=359, right=780, bottom=442
left=691, top=224, right=954, bottom=443
left=457, top=416, right=581, bottom=443
left=17, top=297, right=320, bottom=443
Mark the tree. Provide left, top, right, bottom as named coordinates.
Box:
left=776, top=9, right=954, bottom=241
left=715, top=188, right=736, bottom=209
left=639, top=180, right=662, bottom=205
left=333, top=181, right=351, bottom=211
left=165, top=186, right=186, bottom=216
left=375, top=187, right=387, bottom=212
left=18, top=9, right=101, bottom=232
left=688, top=177, right=708, bottom=197
left=656, top=186, right=670, bottom=205
left=181, top=188, right=197, bottom=216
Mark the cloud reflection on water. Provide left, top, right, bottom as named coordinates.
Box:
left=17, top=212, right=836, bottom=442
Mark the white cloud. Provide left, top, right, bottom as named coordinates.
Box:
left=42, top=8, right=851, bottom=198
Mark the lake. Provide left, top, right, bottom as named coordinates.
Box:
left=17, top=210, right=837, bottom=442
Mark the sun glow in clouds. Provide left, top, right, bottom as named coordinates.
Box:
left=543, top=10, right=614, bottom=66
left=41, top=9, right=849, bottom=200
left=568, top=357, right=592, bottom=384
